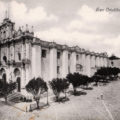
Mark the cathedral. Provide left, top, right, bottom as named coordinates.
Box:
left=0, top=16, right=108, bottom=92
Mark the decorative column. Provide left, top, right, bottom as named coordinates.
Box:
left=90, top=55, right=96, bottom=76
left=96, top=56, right=100, bottom=69
left=79, top=53, right=82, bottom=65
left=10, top=43, right=15, bottom=61
left=21, top=41, right=25, bottom=60
left=81, top=53, right=86, bottom=75
left=13, top=43, right=15, bottom=61
left=25, top=40, right=31, bottom=85
left=61, top=45, right=68, bottom=78
left=100, top=57, right=104, bottom=67
left=21, top=41, right=25, bottom=88
left=102, top=57, right=104, bottom=67
left=26, top=40, right=30, bottom=59
left=103, top=57, right=105, bottom=67
left=49, top=43, right=57, bottom=81
left=31, top=43, right=41, bottom=78
left=104, top=57, right=108, bottom=67
left=85, top=54, right=91, bottom=77
left=70, top=50, right=76, bottom=74
left=6, top=44, right=9, bottom=61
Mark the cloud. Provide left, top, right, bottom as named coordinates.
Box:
left=0, top=1, right=6, bottom=21
left=36, top=5, right=119, bottom=56
left=68, top=5, right=112, bottom=33
left=0, top=1, right=58, bottom=27
left=36, top=27, right=103, bottom=50
left=0, top=1, right=119, bottom=57
left=77, top=5, right=111, bottom=22
left=10, top=1, right=58, bottom=24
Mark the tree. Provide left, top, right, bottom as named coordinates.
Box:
left=91, top=75, right=101, bottom=86
left=81, top=75, right=92, bottom=88
left=49, top=78, right=69, bottom=102
left=0, top=80, right=16, bottom=103
left=0, top=80, right=4, bottom=97
left=67, top=73, right=83, bottom=94
left=61, top=78, right=69, bottom=98
left=26, top=77, right=48, bottom=109
left=110, top=67, right=120, bottom=80
left=94, top=67, right=120, bottom=83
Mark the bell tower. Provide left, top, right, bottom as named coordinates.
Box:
left=0, top=11, right=15, bottom=41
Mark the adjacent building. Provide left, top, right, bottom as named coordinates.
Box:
left=0, top=17, right=108, bottom=92
left=108, top=55, right=120, bottom=68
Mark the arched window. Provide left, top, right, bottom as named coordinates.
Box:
left=3, top=56, right=7, bottom=63
left=14, top=68, right=20, bottom=77
left=18, top=52, right=21, bottom=61
left=111, top=61, right=114, bottom=66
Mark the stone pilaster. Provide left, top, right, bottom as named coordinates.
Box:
left=10, top=43, right=15, bottom=61
left=104, top=57, right=108, bottom=67
left=61, top=50, right=68, bottom=78
left=25, top=41, right=31, bottom=84
left=99, top=57, right=101, bottom=67
left=6, top=44, right=9, bottom=60
left=70, top=52, right=76, bottom=73
left=81, top=53, right=86, bottom=75
left=21, top=67, right=25, bottom=88
left=31, top=44, right=41, bottom=78
left=90, top=55, right=96, bottom=76
left=102, top=57, right=104, bottom=67
left=96, top=56, right=100, bottom=68
left=21, top=42, right=25, bottom=60
left=12, top=43, right=15, bottom=60
left=101, top=57, right=104, bottom=67
left=86, top=54, right=91, bottom=77
left=26, top=40, right=30, bottom=59
left=49, top=47, right=57, bottom=80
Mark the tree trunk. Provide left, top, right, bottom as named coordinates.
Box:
left=36, top=100, right=39, bottom=109
left=65, top=91, right=67, bottom=98
left=74, top=88, right=77, bottom=94
left=47, top=90, right=49, bottom=105
left=56, top=93, right=60, bottom=102
left=5, top=94, right=7, bottom=103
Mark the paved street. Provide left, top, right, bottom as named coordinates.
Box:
left=0, top=80, right=120, bottom=120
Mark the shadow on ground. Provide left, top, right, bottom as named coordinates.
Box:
left=82, top=87, right=93, bottom=90
left=52, top=97, right=70, bottom=103
left=29, top=102, right=49, bottom=112
left=69, top=90, right=87, bottom=96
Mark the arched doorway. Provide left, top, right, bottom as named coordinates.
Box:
left=16, top=77, right=21, bottom=92
left=14, top=68, right=21, bottom=92
left=2, top=73, right=6, bottom=84
left=0, top=68, right=6, bottom=83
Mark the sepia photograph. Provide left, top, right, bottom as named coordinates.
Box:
left=0, top=0, right=120, bottom=120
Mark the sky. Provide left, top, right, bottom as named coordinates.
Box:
left=0, top=0, right=120, bottom=56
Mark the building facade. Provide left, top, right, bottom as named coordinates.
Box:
left=0, top=17, right=108, bottom=92
left=108, top=55, right=120, bottom=68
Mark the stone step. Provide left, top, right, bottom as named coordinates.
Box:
left=7, top=92, right=25, bottom=102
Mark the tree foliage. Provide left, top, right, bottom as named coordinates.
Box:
left=92, top=67, right=120, bottom=85
left=49, top=78, right=69, bottom=101
left=67, top=73, right=91, bottom=94
left=26, top=77, right=48, bottom=109
left=0, top=80, right=16, bottom=102
left=95, top=67, right=120, bottom=81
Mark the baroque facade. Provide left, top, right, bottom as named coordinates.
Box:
left=0, top=17, right=108, bottom=92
